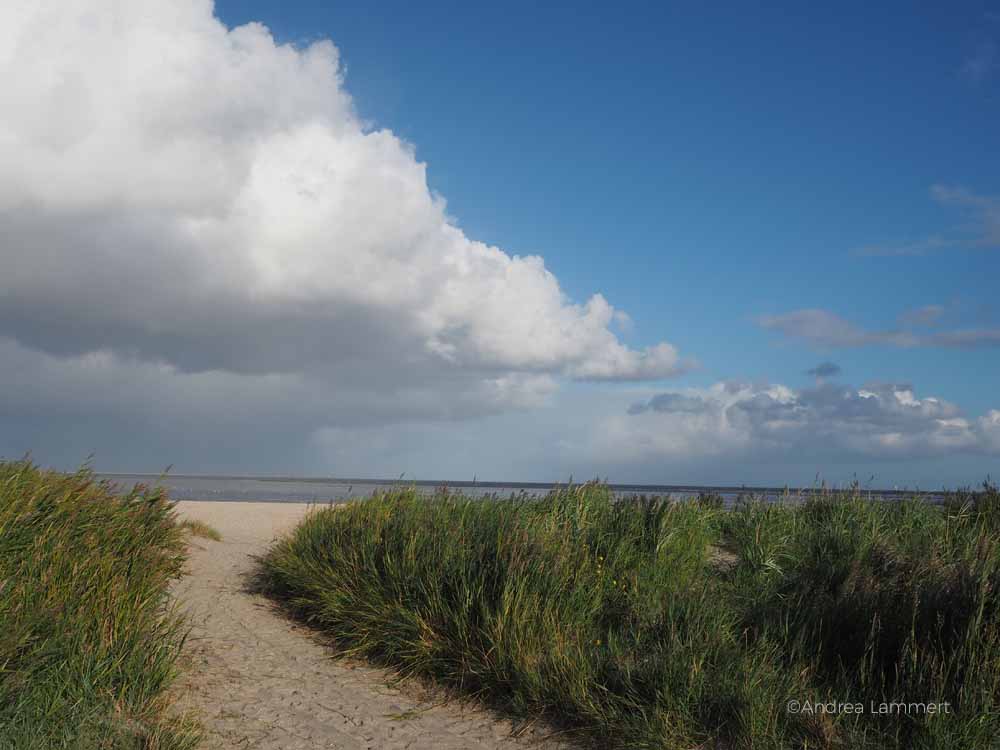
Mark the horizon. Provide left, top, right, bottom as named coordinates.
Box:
left=93, top=470, right=966, bottom=496
left=2, top=1, right=999, bottom=487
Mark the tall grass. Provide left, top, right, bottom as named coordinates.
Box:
left=0, top=461, right=198, bottom=750
left=260, top=482, right=1000, bottom=749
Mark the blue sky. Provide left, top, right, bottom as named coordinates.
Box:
left=215, top=0, right=1000, bottom=409
left=1, top=1, right=999, bottom=487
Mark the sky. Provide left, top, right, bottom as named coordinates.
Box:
left=1, top=0, right=999, bottom=488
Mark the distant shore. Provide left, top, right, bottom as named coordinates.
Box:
left=98, top=472, right=952, bottom=505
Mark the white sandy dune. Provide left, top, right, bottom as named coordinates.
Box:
left=170, top=501, right=572, bottom=750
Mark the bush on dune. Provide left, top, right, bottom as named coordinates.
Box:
left=725, top=490, right=1000, bottom=748
left=0, top=461, right=198, bottom=750
left=261, top=486, right=802, bottom=747
left=261, top=482, right=1000, bottom=749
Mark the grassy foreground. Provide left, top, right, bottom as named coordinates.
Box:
left=0, top=461, right=198, bottom=749
left=260, top=483, right=1000, bottom=749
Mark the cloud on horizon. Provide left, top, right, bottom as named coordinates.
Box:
left=613, top=381, right=1000, bottom=467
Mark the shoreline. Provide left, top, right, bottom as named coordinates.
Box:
left=108, top=472, right=954, bottom=498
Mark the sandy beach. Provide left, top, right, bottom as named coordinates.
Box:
left=170, top=501, right=570, bottom=750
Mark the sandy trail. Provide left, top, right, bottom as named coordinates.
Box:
left=170, top=501, right=571, bottom=750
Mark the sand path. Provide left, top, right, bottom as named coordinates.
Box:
left=171, top=501, right=571, bottom=750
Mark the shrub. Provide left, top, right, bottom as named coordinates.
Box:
left=261, top=485, right=814, bottom=748
left=0, top=461, right=198, bottom=749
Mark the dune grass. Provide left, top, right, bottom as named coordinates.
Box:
left=259, top=483, right=1000, bottom=749
left=0, top=461, right=199, bottom=750
left=178, top=518, right=222, bottom=541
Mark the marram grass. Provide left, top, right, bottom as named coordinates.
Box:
left=0, top=461, right=199, bottom=750
left=260, top=482, right=1000, bottom=749
left=178, top=518, right=222, bottom=542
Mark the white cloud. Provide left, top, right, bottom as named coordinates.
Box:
left=756, top=309, right=919, bottom=348
left=759, top=308, right=1000, bottom=350
left=605, top=381, right=1000, bottom=467
left=898, top=304, right=945, bottom=327
left=930, top=185, right=1000, bottom=248
left=980, top=410, right=1000, bottom=454
left=852, top=184, right=1000, bottom=257
left=852, top=235, right=953, bottom=257
left=0, top=0, right=689, bottom=429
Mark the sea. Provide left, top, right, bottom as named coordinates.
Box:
left=95, top=474, right=948, bottom=506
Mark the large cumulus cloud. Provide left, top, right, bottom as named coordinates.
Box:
left=0, top=0, right=687, bottom=407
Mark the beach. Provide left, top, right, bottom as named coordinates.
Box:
left=6, top=464, right=999, bottom=748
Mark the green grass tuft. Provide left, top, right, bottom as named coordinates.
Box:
left=0, top=460, right=200, bottom=750
left=259, top=481, right=1000, bottom=749
left=178, top=518, right=222, bottom=541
